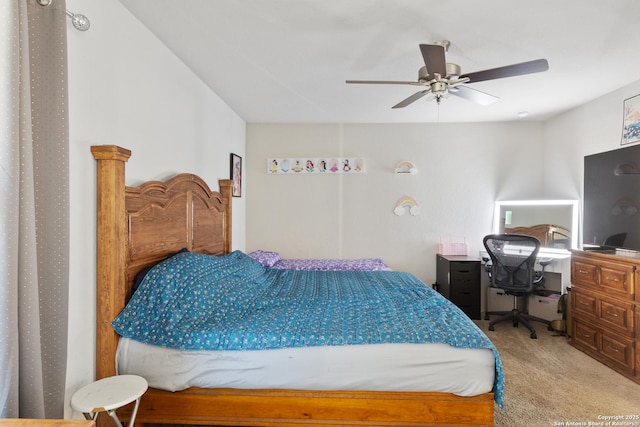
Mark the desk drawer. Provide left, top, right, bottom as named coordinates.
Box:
left=451, top=289, right=479, bottom=305
left=450, top=263, right=480, bottom=283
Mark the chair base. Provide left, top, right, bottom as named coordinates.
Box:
left=488, top=309, right=552, bottom=339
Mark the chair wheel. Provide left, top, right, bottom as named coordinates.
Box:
left=530, top=332, right=537, bottom=339
left=488, top=325, right=495, bottom=331
left=513, top=321, right=518, bottom=328
left=547, top=325, right=553, bottom=331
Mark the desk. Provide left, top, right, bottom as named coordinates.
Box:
left=479, top=248, right=571, bottom=318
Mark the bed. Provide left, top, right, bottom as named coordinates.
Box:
left=247, top=250, right=392, bottom=271
left=92, top=145, right=502, bottom=427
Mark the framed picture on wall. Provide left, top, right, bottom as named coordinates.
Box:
left=622, top=94, right=640, bottom=145
left=230, top=153, right=242, bottom=197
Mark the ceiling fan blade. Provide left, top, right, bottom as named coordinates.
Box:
left=461, top=59, right=549, bottom=83
left=346, top=79, right=422, bottom=85
left=392, top=89, right=431, bottom=109
left=419, top=44, right=446, bottom=78
left=450, top=85, right=499, bottom=106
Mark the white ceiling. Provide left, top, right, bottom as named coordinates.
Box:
left=118, top=0, right=640, bottom=124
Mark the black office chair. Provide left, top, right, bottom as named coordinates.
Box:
left=483, top=234, right=551, bottom=339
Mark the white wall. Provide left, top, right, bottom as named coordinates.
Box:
left=246, top=121, right=549, bottom=284
left=246, top=80, right=640, bottom=284
left=64, top=0, right=246, bottom=417
left=542, top=79, right=640, bottom=245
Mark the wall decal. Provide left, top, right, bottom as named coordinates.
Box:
left=394, top=161, right=417, bottom=174
left=268, top=158, right=365, bottom=174
left=394, top=196, right=420, bottom=216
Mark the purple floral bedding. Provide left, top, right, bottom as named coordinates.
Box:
left=248, top=250, right=392, bottom=271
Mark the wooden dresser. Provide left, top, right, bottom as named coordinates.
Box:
left=570, top=250, right=639, bottom=383
left=0, top=421, right=94, bottom=427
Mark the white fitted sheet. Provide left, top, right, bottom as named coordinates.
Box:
left=116, top=337, right=495, bottom=397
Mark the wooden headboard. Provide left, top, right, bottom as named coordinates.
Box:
left=91, top=145, right=233, bottom=380
left=504, top=223, right=570, bottom=246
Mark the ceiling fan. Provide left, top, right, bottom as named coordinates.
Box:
left=346, top=40, right=549, bottom=108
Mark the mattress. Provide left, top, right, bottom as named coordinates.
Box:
left=116, top=337, right=496, bottom=397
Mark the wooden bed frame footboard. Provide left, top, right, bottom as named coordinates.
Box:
left=92, top=145, right=495, bottom=427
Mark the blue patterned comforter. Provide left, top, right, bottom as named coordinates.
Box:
left=112, top=250, right=504, bottom=406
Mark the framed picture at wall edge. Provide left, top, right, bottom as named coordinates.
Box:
left=622, top=94, right=640, bottom=145
left=230, top=153, right=242, bottom=197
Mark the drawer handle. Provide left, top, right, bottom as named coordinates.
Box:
left=606, top=311, right=619, bottom=317
left=578, top=270, right=589, bottom=274
left=581, top=333, right=591, bottom=338
left=605, top=276, right=619, bottom=282
left=579, top=301, right=589, bottom=306
left=606, top=345, right=620, bottom=353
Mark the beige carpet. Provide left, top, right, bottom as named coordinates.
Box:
left=475, top=320, right=640, bottom=427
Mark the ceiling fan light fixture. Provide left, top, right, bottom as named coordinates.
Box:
left=446, top=63, right=461, bottom=77
left=517, top=111, right=529, bottom=118
left=431, top=81, right=448, bottom=93
left=345, top=40, right=549, bottom=109
left=418, top=66, right=430, bottom=82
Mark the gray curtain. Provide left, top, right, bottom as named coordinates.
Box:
left=0, top=0, right=70, bottom=418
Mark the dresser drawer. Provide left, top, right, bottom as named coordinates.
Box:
left=571, top=289, right=597, bottom=317
left=572, top=319, right=598, bottom=351
left=572, top=258, right=598, bottom=288
left=600, top=332, right=635, bottom=374
left=598, top=295, right=635, bottom=335
left=598, top=260, right=634, bottom=297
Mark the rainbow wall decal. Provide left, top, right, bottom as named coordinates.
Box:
left=611, top=197, right=638, bottom=216
left=394, top=196, right=420, bottom=216
left=394, top=161, right=417, bottom=174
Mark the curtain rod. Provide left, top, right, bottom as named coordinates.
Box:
left=36, top=0, right=91, bottom=31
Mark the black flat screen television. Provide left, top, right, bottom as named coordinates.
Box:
left=583, top=143, right=640, bottom=251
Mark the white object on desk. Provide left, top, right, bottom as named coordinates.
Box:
left=71, top=375, right=148, bottom=427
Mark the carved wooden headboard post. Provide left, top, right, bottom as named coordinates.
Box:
left=218, top=180, right=233, bottom=254
left=91, top=145, right=131, bottom=380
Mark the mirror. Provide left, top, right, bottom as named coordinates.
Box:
left=493, top=200, right=579, bottom=250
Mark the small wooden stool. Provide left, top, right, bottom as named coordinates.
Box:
left=71, top=375, right=148, bottom=427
